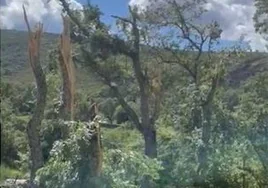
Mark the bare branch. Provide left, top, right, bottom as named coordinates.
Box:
left=22, top=5, right=32, bottom=36
left=111, top=15, right=133, bottom=25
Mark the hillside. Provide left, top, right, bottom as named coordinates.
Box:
left=1, top=29, right=58, bottom=75
left=1, top=29, right=268, bottom=87
left=0, top=29, right=103, bottom=92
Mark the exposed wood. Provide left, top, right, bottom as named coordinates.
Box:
left=58, top=15, right=75, bottom=138
left=23, top=5, right=47, bottom=186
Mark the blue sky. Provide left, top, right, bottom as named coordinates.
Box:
left=86, top=0, right=130, bottom=33
left=76, top=0, right=248, bottom=50
left=89, top=0, right=129, bottom=25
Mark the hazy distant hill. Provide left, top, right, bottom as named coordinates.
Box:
left=1, top=29, right=58, bottom=75
left=1, top=29, right=267, bottom=87
left=0, top=29, right=103, bottom=92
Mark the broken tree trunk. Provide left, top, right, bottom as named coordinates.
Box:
left=58, top=15, right=75, bottom=139
left=88, top=103, right=103, bottom=178
left=23, top=6, right=47, bottom=186
left=78, top=104, right=103, bottom=187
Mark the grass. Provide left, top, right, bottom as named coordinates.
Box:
left=0, top=165, right=24, bottom=182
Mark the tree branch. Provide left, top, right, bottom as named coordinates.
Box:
left=111, top=15, right=133, bottom=25
left=59, top=0, right=91, bottom=37
left=73, top=55, right=143, bottom=132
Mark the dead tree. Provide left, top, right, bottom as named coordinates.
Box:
left=58, top=15, right=75, bottom=139
left=23, top=6, right=47, bottom=186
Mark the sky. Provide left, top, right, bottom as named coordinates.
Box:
left=0, top=0, right=267, bottom=51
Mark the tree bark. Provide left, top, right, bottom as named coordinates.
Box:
left=143, top=127, right=157, bottom=158
left=23, top=6, right=46, bottom=186
left=58, top=15, right=75, bottom=139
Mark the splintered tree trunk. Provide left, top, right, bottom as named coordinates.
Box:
left=58, top=15, right=75, bottom=139
left=23, top=6, right=47, bottom=186
left=78, top=107, right=103, bottom=188
left=89, top=123, right=103, bottom=178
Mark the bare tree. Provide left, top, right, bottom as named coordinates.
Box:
left=58, top=15, right=75, bottom=139
left=23, top=6, right=47, bottom=186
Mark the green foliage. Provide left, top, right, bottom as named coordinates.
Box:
left=98, top=98, right=118, bottom=123
left=37, top=121, right=162, bottom=188
left=102, top=127, right=142, bottom=150
left=1, top=1, right=268, bottom=187
left=1, top=97, right=28, bottom=167
left=254, top=0, right=268, bottom=35
left=37, top=121, right=91, bottom=188
left=0, top=165, right=24, bottom=182
left=104, top=149, right=163, bottom=188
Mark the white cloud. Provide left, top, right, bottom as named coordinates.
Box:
left=129, top=0, right=268, bottom=51
left=0, top=0, right=82, bottom=33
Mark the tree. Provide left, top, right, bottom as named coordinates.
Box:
left=59, top=0, right=162, bottom=159
left=138, top=0, right=242, bottom=183
left=254, top=0, right=268, bottom=35
left=23, top=6, right=47, bottom=186
left=233, top=72, right=268, bottom=186
left=254, top=0, right=268, bottom=50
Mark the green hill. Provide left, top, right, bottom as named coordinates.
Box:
left=1, top=29, right=268, bottom=87
left=1, top=29, right=58, bottom=75
left=0, top=29, right=104, bottom=92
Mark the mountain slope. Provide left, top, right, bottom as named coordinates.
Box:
left=1, top=29, right=268, bottom=87
left=1, top=29, right=104, bottom=92
left=1, top=29, right=58, bottom=75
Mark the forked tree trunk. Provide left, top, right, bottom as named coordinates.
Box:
left=23, top=6, right=47, bottom=186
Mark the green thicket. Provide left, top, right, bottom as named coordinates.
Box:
left=1, top=0, right=268, bottom=187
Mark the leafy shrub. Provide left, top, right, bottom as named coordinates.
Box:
left=37, top=121, right=162, bottom=188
